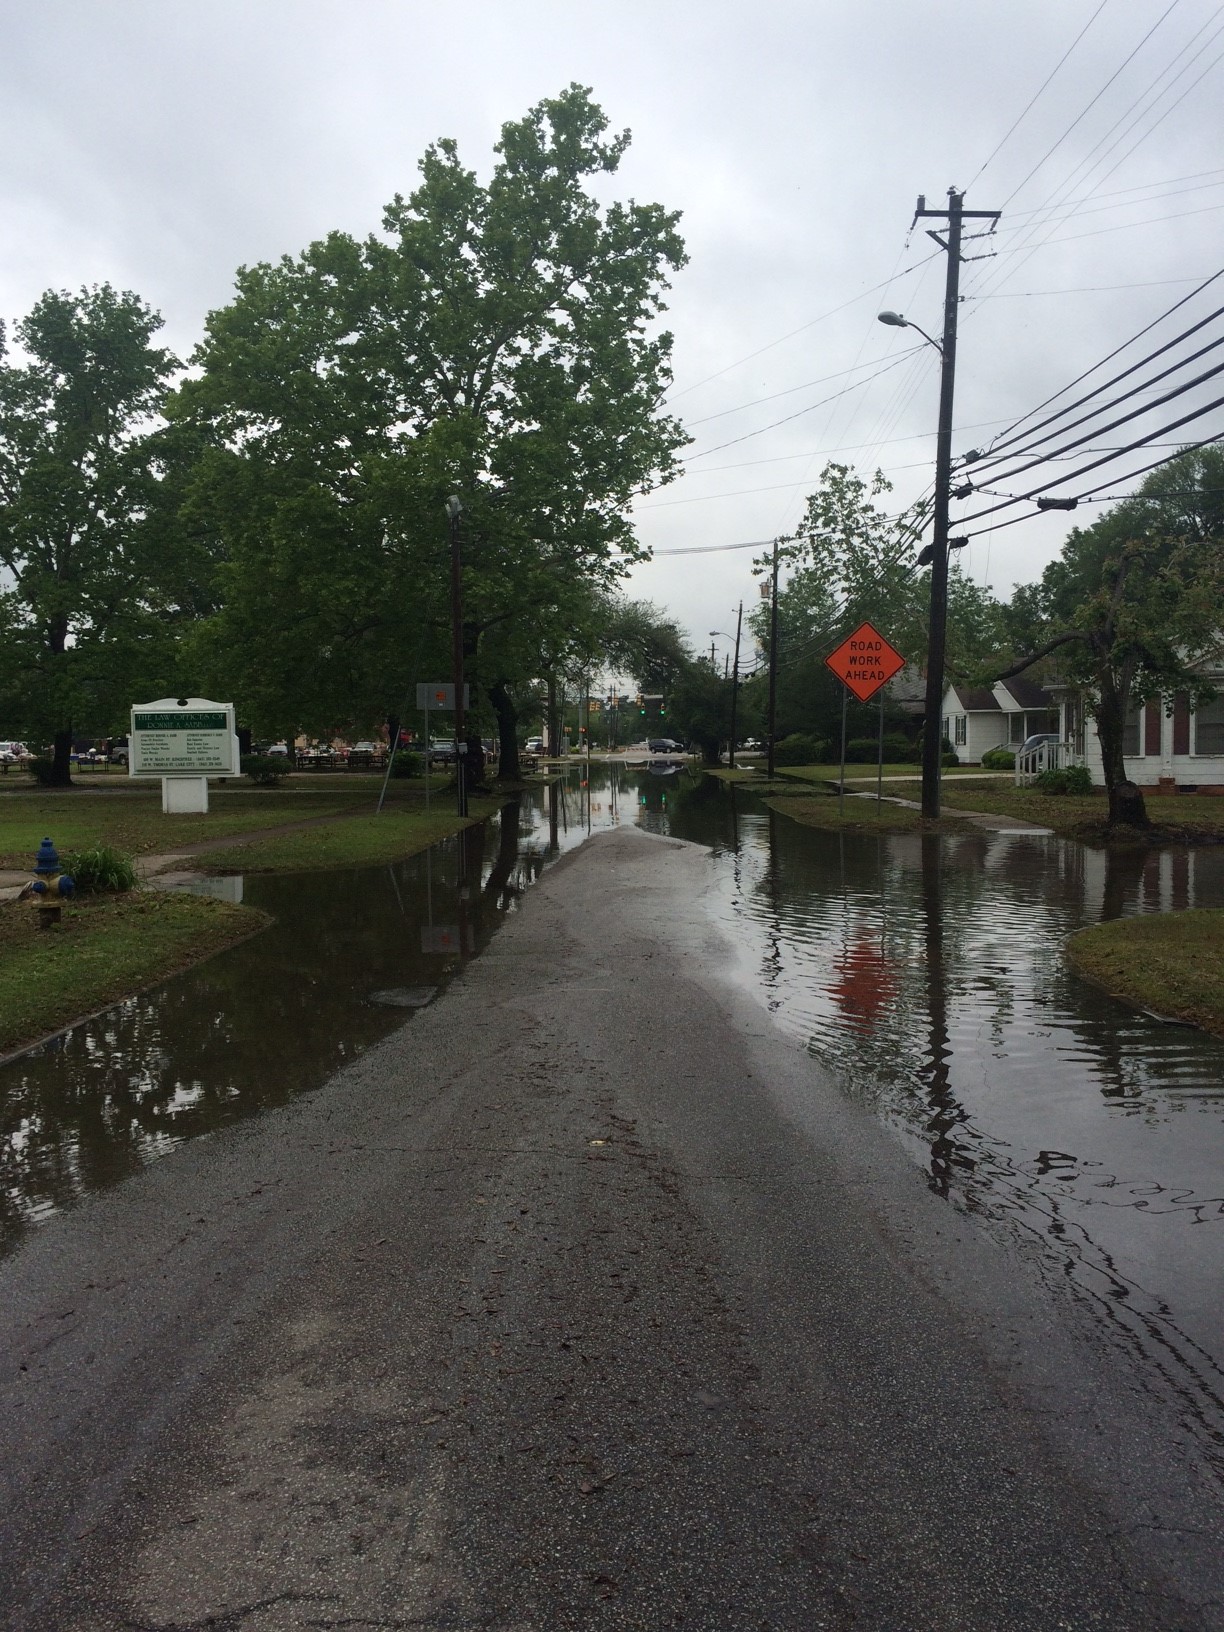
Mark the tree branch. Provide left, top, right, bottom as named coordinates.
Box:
left=993, top=629, right=1087, bottom=681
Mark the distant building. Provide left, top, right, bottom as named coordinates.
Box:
left=1043, top=669, right=1224, bottom=792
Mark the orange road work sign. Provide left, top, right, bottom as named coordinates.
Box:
left=824, top=621, right=906, bottom=702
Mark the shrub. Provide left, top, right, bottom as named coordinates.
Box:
left=882, top=732, right=920, bottom=763
left=774, top=733, right=826, bottom=765
left=62, top=845, right=137, bottom=893
left=843, top=737, right=877, bottom=763
left=389, top=751, right=423, bottom=778
left=980, top=747, right=1015, bottom=770
left=241, top=754, right=290, bottom=786
left=1034, top=765, right=1094, bottom=796
left=24, top=756, right=59, bottom=786
left=942, top=751, right=960, bottom=768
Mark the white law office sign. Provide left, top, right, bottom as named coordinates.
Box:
left=129, top=697, right=239, bottom=813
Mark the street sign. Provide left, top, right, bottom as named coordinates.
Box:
left=416, top=683, right=470, bottom=710
left=824, top=622, right=906, bottom=702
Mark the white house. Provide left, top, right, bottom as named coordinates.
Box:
left=940, top=677, right=1058, bottom=764
left=1046, top=674, right=1224, bottom=791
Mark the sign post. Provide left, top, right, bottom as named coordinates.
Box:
left=823, top=623, right=906, bottom=816
left=129, top=697, right=238, bottom=814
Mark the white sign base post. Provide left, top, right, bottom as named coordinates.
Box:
left=162, top=776, right=210, bottom=814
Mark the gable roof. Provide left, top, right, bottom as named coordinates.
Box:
left=948, top=685, right=1000, bottom=712
left=998, top=675, right=1053, bottom=709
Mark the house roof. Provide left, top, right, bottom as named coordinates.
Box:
left=998, top=676, right=1053, bottom=709
left=948, top=685, right=1000, bottom=712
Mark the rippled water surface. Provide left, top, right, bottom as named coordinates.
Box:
left=4, top=763, right=1224, bottom=1458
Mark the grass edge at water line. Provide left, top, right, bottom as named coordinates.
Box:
left=1066, top=909, right=1224, bottom=1039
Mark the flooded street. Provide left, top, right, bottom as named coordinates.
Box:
left=4, top=762, right=1224, bottom=1469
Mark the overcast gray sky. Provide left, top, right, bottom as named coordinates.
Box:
left=3, top=0, right=1221, bottom=664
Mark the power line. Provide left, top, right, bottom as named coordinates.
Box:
left=1000, top=1, right=1183, bottom=208
left=973, top=268, right=1224, bottom=460
left=661, top=251, right=941, bottom=406
left=966, top=275, right=1213, bottom=299
left=970, top=329, right=1224, bottom=480
left=682, top=346, right=923, bottom=428
left=679, top=352, right=919, bottom=463
left=969, top=0, right=1112, bottom=190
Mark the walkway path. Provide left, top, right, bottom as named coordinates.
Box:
left=0, top=829, right=1217, bottom=1628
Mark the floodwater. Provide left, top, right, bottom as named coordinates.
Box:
left=4, top=763, right=1224, bottom=1462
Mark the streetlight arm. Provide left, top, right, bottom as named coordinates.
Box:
left=877, top=311, right=942, bottom=355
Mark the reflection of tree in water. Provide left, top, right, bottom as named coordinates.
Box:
left=0, top=809, right=543, bottom=1252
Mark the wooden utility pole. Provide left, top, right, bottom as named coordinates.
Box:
left=913, top=188, right=1000, bottom=818
left=729, top=600, right=743, bottom=769
left=766, top=539, right=780, bottom=779
left=446, top=495, right=468, bottom=818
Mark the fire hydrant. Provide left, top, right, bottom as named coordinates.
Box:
left=28, top=836, right=75, bottom=928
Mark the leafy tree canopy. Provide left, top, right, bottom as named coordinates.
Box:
left=174, top=85, right=688, bottom=740
left=0, top=285, right=182, bottom=780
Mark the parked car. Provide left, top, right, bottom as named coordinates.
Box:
left=0, top=741, right=30, bottom=764
left=1018, top=732, right=1060, bottom=757
left=647, top=737, right=685, bottom=755
left=524, top=736, right=545, bottom=754
left=429, top=739, right=458, bottom=767
left=109, top=740, right=129, bottom=764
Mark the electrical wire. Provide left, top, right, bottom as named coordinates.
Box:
left=999, top=0, right=1183, bottom=208
left=682, top=346, right=923, bottom=428
left=679, top=352, right=920, bottom=463
left=969, top=0, right=1112, bottom=190
left=972, top=268, right=1224, bottom=460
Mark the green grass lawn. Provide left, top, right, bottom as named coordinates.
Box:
left=775, top=763, right=1005, bottom=784
left=940, top=785, right=1224, bottom=842
left=0, top=778, right=458, bottom=869
left=195, top=796, right=505, bottom=873
left=0, top=890, right=269, bottom=1056
left=1067, top=909, right=1224, bottom=1037
left=766, top=794, right=964, bottom=834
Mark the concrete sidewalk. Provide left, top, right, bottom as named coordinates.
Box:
left=0, top=827, right=1218, bottom=1629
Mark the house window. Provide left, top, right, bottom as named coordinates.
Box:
left=955, top=715, right=966, bottom=745
left=1009, top=714, right=1025, bottom=744
left=1194, top=693, right=1224, bottom=756
left=1121, top=705, right=1142, bottom=757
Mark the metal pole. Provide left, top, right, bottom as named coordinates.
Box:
left=729, top=600, right=743, bottom=770
left=376, top=716, right=399, bottom=813
left=920, top=189, right=964, bottom=821
left=766, top=539, right=780, bottom=779
left=447, top=495, right=468, bottom=818
left=877, top=691, right=885, bottom=807
left=424, top=698, right=430, bottom=810
left=839, top=689, right=848, bottom=818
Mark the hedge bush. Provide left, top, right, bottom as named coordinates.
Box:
left=241, top=754, right=290, bottom=786
left=774, top=733, right=828, bottom=765
left=980, top=747, right=1016, bottom=770
left=1034, top=764, right=1094, bottom=796
left=389, top=751, right=423, bottom=778
left=24, top=756, right=59, bottom=786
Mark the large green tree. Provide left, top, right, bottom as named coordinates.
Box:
left=175, top=86, right=687, bottom=760
left=997, top=446, right=1224, bottom=828
left=0, top=285, right=180, bottom=783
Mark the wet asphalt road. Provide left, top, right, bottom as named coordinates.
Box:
left=1, top=826, right=1221, bottom=1630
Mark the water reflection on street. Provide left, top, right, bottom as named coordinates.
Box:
left=4, top=762, right=1224, bottom=1461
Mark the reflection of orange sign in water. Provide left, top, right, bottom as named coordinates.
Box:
left=824, top=621, right=905, bottom=702
left=829, top=935, right=899, bottom=1028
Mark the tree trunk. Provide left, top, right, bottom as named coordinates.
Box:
left=1095, top=669, right=1149, bottom=829
left=483, top=798, right=521, bottom=904
left=546, top=673, right=559, bottom=757
left=489, top=680, right=522, bottom=781
left=50, top=728, right=74, bottom=787
left=464, top=732, right=486, bottom=791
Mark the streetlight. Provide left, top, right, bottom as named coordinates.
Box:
left=446, top=494, right=467, bottom=818
left=877, top=309, right=943, bottom=355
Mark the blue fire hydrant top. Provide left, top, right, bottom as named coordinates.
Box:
left=34, top=837, right=60, bottom=876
